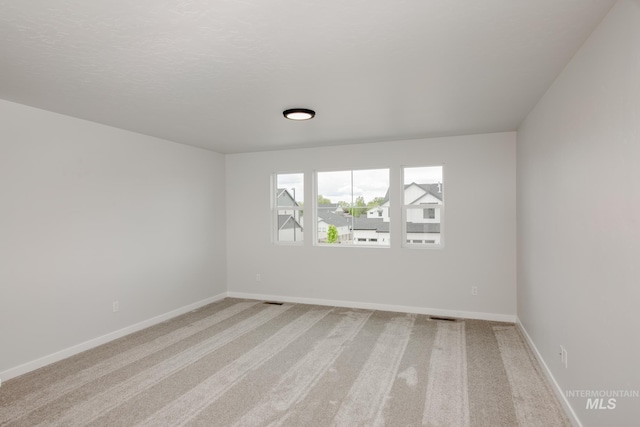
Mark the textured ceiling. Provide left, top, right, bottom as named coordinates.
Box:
left=0, top=0, right=616, bottom=153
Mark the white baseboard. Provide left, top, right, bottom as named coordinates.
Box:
left=227, top=291, right=516, bottom=323
left=516, top=317, right=582, bottom=427
left=0, top=293, right=227, bottom=383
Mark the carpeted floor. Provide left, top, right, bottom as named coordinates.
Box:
left=0, top=298, right=571, bottom=426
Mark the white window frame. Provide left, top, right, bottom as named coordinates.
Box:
left=402, top=165, right=444, bottom=249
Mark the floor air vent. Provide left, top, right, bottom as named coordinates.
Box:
left=429, top=316, right=458, bottom=322
left=263, top=301, right=284, bottom=305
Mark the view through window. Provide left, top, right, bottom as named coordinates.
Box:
left=403, top=166, right=443, bottom=247
left=274, top=173, right=304, bottom=243
left=316, top=169, right=390, bottom=246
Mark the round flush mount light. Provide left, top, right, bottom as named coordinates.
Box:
left=283, top=108, right=316, bottom=121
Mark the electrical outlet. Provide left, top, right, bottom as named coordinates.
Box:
left=256, top=274, right=262, bottom=282
left=113, top=301, right=119, bottom=313
left=471, top=286, right=478, bottom=296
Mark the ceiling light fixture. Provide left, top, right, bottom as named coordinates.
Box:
left=283, top=108, right=315, bottom=121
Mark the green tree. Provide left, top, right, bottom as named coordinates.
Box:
left=327, top=225, right=338, bottom=243
left=318, top=195, right=332, bottom=205
left=367, top=197, right=385, bottom=208
left=349, top=196, right=367, bottom=217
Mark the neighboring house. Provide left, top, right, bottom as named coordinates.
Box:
left=277, top=214, right=303, bottom=242
left=317, top=204, right=351, bottom=243
left=276, top=188, right=303, bottom=241
left=352, top=217, right=390, bottom=245
left=401, top=182, right=442, bottom=244
left=358, top=182, right=443, bottom=245
left=315, top=182, right=442, bottom=245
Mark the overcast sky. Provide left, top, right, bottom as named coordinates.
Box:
left=404, top=166, right=442, bottom=185
left=277, top=173, right=304, bottom=203
left=277, top=166, right=442, bottom=205
left=318, top=169, right=389, bottom=203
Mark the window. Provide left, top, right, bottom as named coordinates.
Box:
left=422, top=205, right=436, bottom=219
left=274, top=173, right=304, bottom=243
left=403, top=166, right=443, bottom=247
left=316, top=168, right=389, bottom=246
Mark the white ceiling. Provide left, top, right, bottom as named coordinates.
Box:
left=0, top=0, right=616, bottom=154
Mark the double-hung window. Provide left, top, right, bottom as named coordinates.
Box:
left=402, top=166, right=443, bottom=247
left=316, top=168, right=390, bottom=246
left=274, top=173, right=304, bottom=243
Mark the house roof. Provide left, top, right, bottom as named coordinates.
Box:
left=276, top=188, right=299, bottom=207
left=317, top=209, right=351, bottom=228
left=318, top=205, right=440, bottom=234
left=378, top=182, right=443, bottom=206
left=352, top=217, right=389, bottom=233
left=406, top=183, right=443, bottom=204
left=406, top=222, right=440, bottom=233
left=318, top=203, right=341, bottom=211
left=278, top=215, right=303, bottom=230
left=352, top=217, right=440, bottom=234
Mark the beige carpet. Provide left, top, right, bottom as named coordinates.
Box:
left=0, top=298, right=571, bottom=426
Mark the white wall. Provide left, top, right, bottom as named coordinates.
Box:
left=226, top=133, right=516, bottom=319
left=517, top=1, right=640, bottom=425
left=0, top=100, right=226, bottom=376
